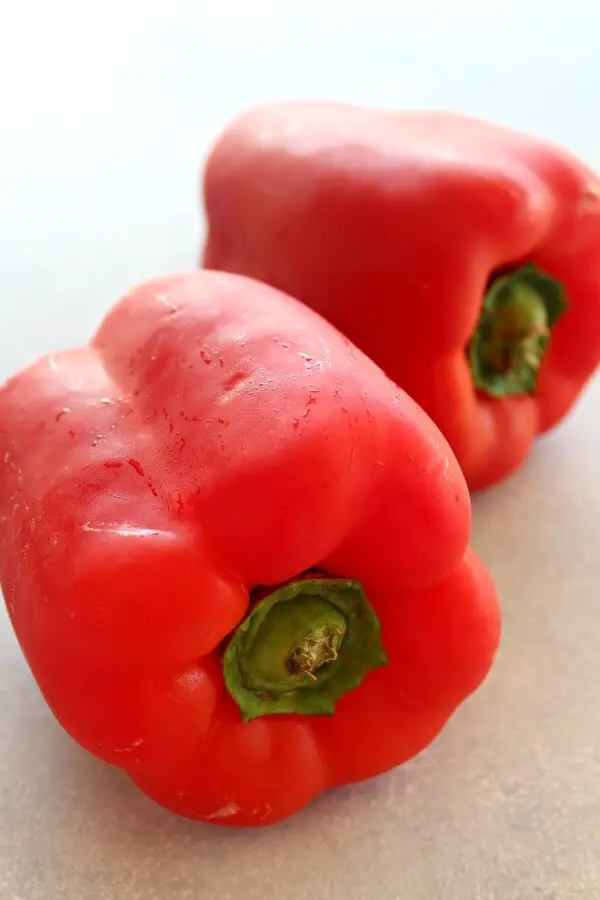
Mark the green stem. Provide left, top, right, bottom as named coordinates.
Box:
left=468, top=264, right=567, bottom=397
left=223, top=577, right=388, bottom=721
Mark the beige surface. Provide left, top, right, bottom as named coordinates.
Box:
left=2, top=379, right=599, bottom=900
left=1, top=2, right=600, bottom=898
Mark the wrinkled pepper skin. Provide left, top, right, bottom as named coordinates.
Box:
left=202, top=102, right=600, bottom=490
left=0, top=271, right=500, bottom=826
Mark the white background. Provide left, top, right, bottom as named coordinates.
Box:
left=1, top=2, right=599, bottom=898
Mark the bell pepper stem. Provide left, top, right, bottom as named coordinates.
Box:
left=468, top=264, right=567, bottom=397
left=223, top=577, right=388, bottom=721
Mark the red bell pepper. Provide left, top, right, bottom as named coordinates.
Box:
left=0, top=270, right=500, bottom=826
left=202, top=102, right=600, bottom=490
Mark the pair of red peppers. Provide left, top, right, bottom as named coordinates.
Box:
left=1, top=103, right=598, bottom=826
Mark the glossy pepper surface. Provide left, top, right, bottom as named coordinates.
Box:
left=0, top=271, right=500, bottom=826
left=202, top=102, right=600, bottom=490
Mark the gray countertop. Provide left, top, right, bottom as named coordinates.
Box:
left=1, top=2, right=599, bottom=898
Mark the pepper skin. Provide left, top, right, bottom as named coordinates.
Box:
left=202, top=102, right=600, bottom=490
left=0, top=271, right=500, bottom=826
